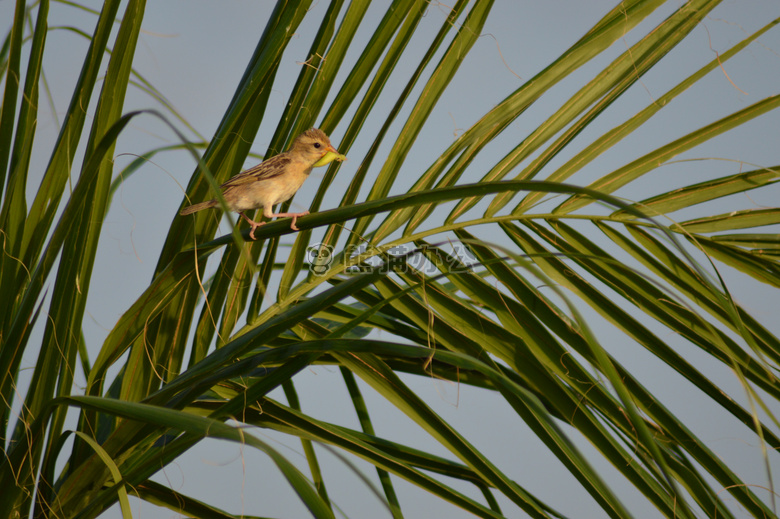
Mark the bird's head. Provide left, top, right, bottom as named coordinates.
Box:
left=291, top=128, right=340, bottom=165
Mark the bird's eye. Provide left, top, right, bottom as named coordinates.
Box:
left=314, top=142, right=321, bottom=149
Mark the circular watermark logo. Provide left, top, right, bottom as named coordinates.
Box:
left=306, top=243, right=334, bottom=276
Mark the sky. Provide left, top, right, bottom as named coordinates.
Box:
left=3, top=0, right=780, bottom=517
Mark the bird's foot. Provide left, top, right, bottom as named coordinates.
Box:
left=248, top=221, right=265, bottom=240
left=272, top=211, right=309, bottom=231
left=239, top=212, right=264, bottom=240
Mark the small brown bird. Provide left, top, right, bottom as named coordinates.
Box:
left=180, top=128, right=342, bottom=239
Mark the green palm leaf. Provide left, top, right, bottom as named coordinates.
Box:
left=2, top=1, right=779, bottom=517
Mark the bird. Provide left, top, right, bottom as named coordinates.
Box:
left=180, top=128, right=342, bottom=240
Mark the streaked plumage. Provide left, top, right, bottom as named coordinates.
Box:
left=180, top=128, right=339, bottom=239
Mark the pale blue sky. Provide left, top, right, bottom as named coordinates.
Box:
left=4, top=1, right=780, bottom=517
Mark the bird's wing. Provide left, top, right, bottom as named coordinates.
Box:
left=221, top=154, right=291, bottom=188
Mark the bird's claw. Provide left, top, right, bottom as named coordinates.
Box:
left=289, top=210, right=309, bottom=231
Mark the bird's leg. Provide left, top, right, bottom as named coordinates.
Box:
left=270, top=210, right=310, bottom=231
left=239, top=211, right=264, bottom=240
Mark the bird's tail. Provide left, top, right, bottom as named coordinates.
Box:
left=180, top=200, right=217, bottom=215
